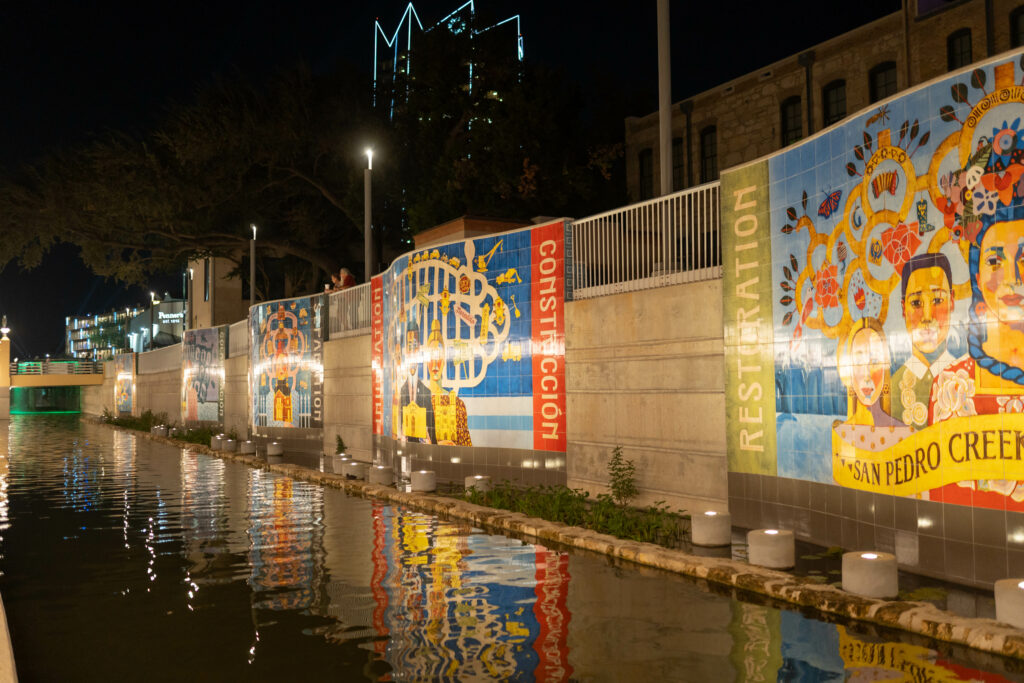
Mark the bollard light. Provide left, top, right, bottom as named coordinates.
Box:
left=369, top=465, right=394, bottom=486
left=691, top=510, right=732, bottom=547
left=411, top=470, right=437, bottom=492
left=747, top=529, right=795, bottom=569
left=995, top=579, right=1024, bottom=629
left=465, top=474, right=493, bottom=493
left=842, top=551, right=898, bottom=598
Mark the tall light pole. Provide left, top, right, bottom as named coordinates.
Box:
left=657, top=0, right=672, bottom=196
left=250, top=224, right=257, bottom=313
left=364, top=148, right=373, bottom=283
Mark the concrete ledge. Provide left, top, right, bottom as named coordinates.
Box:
left=103, top=421, right=1024, bottom=662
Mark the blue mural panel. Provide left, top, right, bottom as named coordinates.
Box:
left=250, top=295, right=325, bottom=431
left=371, top=221, right=567, bottom=452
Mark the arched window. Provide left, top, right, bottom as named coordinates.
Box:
left=780, top=97, right=802, bottom=147
left=822, top=80, right=846, bottom=127
left=700, top=126, right=718, bottom=182
left=1012, top=7, right=1024, bottom=48
left=869, top=61, right=897, bottom=103
left=672, top=137, right=685, bottom=191
left=638, top=148, right=653, bottom=200
left=947, top=28, right=972, bottom=71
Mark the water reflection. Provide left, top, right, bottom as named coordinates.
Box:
left=0, top=416, right=1019, bottom=682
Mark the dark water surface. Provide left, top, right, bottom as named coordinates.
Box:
left=0, top=415, right=1021, bottom=682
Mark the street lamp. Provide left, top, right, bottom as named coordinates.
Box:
left=364, top=148, right=373, bottom=283
left=250, top=224, right=257, bottom=313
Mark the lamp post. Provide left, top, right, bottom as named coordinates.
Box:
left=364, top=148, right=373, bottom=283
left=250, top=224, right=257, bottom=313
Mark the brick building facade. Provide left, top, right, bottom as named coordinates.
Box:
left=625, top=0, right=1024, bottom=201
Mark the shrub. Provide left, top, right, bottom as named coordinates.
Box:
left=335, top=435, right=347, bottom=454
left=607, top=446, right=638, bottom=506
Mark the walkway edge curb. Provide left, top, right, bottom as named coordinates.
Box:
left=107, top=423, right=1024, bottom=662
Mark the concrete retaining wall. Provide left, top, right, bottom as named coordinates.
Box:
left=565, top=279, right=727, bottom=512
left=223, top=354, right=248, bottom=437
left=324, top=334, right=372, bottom=461
left=134, top=368, right=180, bottom=421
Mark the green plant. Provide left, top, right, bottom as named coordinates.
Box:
left=335, top=434, right=347, bottom=454
left=607, top=446, right=638, bottom=506
left=464, top=479, right=686, bottom=550
left=178, top=427, right=216, bottom=445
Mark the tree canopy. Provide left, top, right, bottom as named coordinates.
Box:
left=0, top=41, right=624, bottom=298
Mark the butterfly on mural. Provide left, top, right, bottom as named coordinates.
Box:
left=817, top=189, right=843, bottom=218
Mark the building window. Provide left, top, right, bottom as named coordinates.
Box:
left=203, top=258, right=211, bottom=302
left=822, top=80, right=846, bottom=127
left=672, top=137, right=685, bottom=191
left=638, top=148, right=654, bottom=200
left=947, top=29, right=972, bottom=71
left=780, top=97, right=802, bottom=147
left=700, top=126, right=718, bottom=183
left=869, top=61, right=898, bottom=103
left=1013, top=7, right=1024, bottom=48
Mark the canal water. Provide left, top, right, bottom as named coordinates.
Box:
left=0, top=416, right=1021, bottom=682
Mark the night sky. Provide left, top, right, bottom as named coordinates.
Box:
left=0, top=0, right=899, bottom=357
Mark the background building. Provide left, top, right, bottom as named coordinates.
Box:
left=625, top=0, right=1024, bottom=201
left=126, top=298, right=185, bottom=353
left=65, top=307, right=143, bottom=361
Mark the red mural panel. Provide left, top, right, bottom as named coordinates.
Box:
left=531, top=221, right=566, bottom=452
left=371, top=274, right=384, bottom=436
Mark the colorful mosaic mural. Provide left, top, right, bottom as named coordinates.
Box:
left=371, top=221, right=566, bottom=451
left=370, top=502, right=571, bottom=680
left=181, top=325, right=225, bottom=424
left=724, top=54, right=1024, bottom=511
left=113, top=352, right=135, bottom=416
left=727, top=602, right=1012, bottom=681
left=250, top=295, right=325, bottom=431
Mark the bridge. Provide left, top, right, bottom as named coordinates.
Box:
left=0, top=337, right=104, bottom=415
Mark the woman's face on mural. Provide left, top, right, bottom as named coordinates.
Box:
left=904, top=266, right=952, bottom=354
left=978, top=219, right=1024, bottom=327
left=849, top=327, right=887, bottom=407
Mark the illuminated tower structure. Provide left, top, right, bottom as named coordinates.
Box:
left=372, top=1, right=524, bottom=120
left=371, top=2, right=525, bottom=255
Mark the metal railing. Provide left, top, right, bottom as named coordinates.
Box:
left=329, top=284, right=371, bottom=339
left=570, top=181, right=721, bottom=300
left=137, top=344, right=182, bottom=375
left=10, top=360, right=103, bottom=375
left=228, top=319, right=249, bottom=358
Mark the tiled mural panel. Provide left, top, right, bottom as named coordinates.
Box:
left=249, top=295, right=326, bottom=436
left=723, top=53, right=1024, bottom=585
left=114, top=352, right=135, bottom=416
left=181, top=325, right=226, bottom=425
left=371, top=221, right=567, bottom=475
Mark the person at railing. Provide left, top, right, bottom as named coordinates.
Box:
left=337, top=268, right=356, bottom=290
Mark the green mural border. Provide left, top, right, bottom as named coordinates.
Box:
left=721, top=160, right=777, bottom=475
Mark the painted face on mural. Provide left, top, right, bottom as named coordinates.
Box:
left=977, top=219, right=1024, bottom=328
left=405, top=330, right=420, bottom=377
left=849, top=327, right=887, bottom=407
left=903, top=266, right=953, bottom=355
